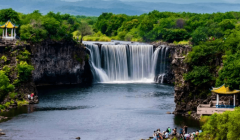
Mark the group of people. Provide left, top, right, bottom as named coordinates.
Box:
left=152, top=125, right=202, bottom=140
left=27, top=93, right=35, bottom=100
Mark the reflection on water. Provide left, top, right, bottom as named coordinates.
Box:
left=174, top=115, right=201, bottom=129
left=0, top=83, right=200, bottom=140
left=0, top=105, right=35, bottom=123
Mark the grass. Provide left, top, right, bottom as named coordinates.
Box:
left=16, top=100, right=29, bottom=106
left=188, top=111, right=192, bottom=115
left=83, top=36, right=111, bottom=42
left=173, top=40, right=190, bottom=45
left=73, top=31, right=111, bottom=42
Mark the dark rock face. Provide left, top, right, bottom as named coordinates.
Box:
left=30, top=40, right=93, bottom=86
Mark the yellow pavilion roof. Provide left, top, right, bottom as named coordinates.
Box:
left=0, top=20, right=18, bottom=29
left=211, top=84, right=240, bottom=94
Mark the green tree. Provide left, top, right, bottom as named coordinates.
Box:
left=216, top=52, right=240, bottom=89
left=184, top=66, right=213, bottom=86
left=191, top=27, right=208, bottom=45
left=20, top=20, right=48, bottom=42
left=76, top=22, right=93, bottom=43
left=219, top=19, right=236, bottom=31
left=0, top=8, right=19, bottom=23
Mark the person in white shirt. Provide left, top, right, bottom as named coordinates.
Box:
left=165, top=132, right=169, bottom=138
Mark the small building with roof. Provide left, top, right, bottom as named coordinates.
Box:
left=197, top=84, right=240, bottom=115
left=0, top=20, right=18, bottom=40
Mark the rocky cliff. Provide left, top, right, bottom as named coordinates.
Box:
left=152, top=41, right=204, bottom=117
left=30, top=40, right=92, bottom=86
left=0, top=40, right=37, bottom=113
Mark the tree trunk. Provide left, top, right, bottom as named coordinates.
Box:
left=80, top=35, right=83, bottom=44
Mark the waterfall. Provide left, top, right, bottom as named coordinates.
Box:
left=152, top=45, right=169, bottom=83
left=85, top=44, right=169, bottom=83
left=85, top=44, right=109, bottom=82
left=101, top=45, right=129, bottom=81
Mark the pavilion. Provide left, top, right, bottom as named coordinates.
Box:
left=197, top=84, right=240, bottom=115
left=0, top=20, right=18, bottom=40
left=211, top=84, right=240, bottom=108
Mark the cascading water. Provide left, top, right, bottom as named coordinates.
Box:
left=85, top=44, right=169, bottom=83
left=85, top=44, right=109, bottom=82
left=152, top=45, right=169, bottom=83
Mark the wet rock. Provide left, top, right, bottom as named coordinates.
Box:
left=166, top=112, right=171, bottom=114
left=76, top=137, right=81, bottom=139
left=0, top=132, right=5, bottom=135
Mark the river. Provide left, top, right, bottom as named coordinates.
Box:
left=0, top=83, right=200, bottom=140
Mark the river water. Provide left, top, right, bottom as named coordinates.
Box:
left=0, top=83, right=200, bottom=140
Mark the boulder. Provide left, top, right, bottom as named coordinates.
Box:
left=0, top=132, right=6, bottom=135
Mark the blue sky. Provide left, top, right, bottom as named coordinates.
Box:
left=62, top=0, right=239, bottom=3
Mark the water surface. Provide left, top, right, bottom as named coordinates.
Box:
left=0, top=83, right=200, bottom=140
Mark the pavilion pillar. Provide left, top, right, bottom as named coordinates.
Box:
left=14, top=28, right=16, bottom=38
left=5, top=28, right=7, bottom=37
left=11, top=28, right=13, bottom=39
left=234, top=94, right=236, bottom=107
left=216, top=94, right=219, bottom=106
left=2, top=28, right=4, bottom=38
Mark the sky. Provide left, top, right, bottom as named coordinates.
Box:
left=62, top=0, right=240, bottom=3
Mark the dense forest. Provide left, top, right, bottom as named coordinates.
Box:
left=1, top=8, right=240, bottom=139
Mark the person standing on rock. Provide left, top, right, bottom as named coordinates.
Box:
left=31, top=93, right=34, bottom=100
left=28, top=94, right=31, bottom=100
left=184, top=125, right=188, bottom=134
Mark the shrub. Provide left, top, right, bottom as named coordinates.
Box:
left=184, top=66, right=213, bottom=86
left=16, top=61, right=34, bottom=82
left=0, top=70, right=15, bottom=101
left=9, top=92, right=17, bottom=99
left=199, top=108, right=240, bottom=140
left=17, top=100, right=29, bottom=106
left=0, top=55, right=7, bottom=62
left=2, top=65, right=11, bottom=75
left=17, top=50, right=31, bottom=61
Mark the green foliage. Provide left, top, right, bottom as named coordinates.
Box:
left=3, top=65, right=11, bottom=75
left=17, top=50, right=31, bottom=61
left=16, top=61, right=34, bottom=82
left=0, top=8, right=19, bottom=23
left=219, top=19, right=236, bottom=31
left=216, top=52, right=240, bottom=89
left=76, top=22, right=93, bottom=43
left=9, top=92, right=17, bottom=99
left=0, top=55, right=7, bottom=62
left=200, top=108, right=240, bottom=140
left=191, top=27, right=208, bottom=45
left=200, top=116, right=211, bottom=124
left=3, top=102, right=11, bottom=108
left=0, top=70, right=15, bottom=101
left=184, top=66, right=213, bottom=86
left=17, top=100, right=29, bottom=106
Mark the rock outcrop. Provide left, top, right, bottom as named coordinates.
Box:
left=30, top=40, right=93, bottom=86
left=0, top=40, right=38, bottom=112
